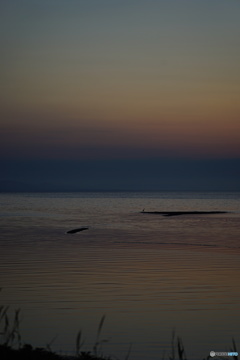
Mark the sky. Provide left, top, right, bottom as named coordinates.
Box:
left=1, top=0, right=240, bottom=191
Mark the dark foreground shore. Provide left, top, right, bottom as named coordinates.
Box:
left=0, top=344, right=111, bottom=360
left=1, top=340, right=238, bottom=360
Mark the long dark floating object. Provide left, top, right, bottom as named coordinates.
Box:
left=67, top=227, right=89, bottom=234
left=141, top=211, right=228, bottom=217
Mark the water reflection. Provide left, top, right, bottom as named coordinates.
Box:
left=0, top=192, right=240, bottom=359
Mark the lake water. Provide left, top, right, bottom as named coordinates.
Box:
left=0, top=192, right=240, bottom=359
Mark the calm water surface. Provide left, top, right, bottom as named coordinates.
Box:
left=0, top=192, right=240, bottom=359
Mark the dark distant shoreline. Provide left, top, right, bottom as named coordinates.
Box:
left=1, top=180, right=240, bottom=193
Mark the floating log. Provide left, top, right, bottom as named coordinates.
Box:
left=141, top=211, right=227, bottom=217
left=67, top=227, right=89, bottom=234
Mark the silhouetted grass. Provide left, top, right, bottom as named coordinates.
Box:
left=0, top=302, right=238, bottom=360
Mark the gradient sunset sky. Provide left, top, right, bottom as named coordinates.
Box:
left=1, top=0, right=240, bottom=190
